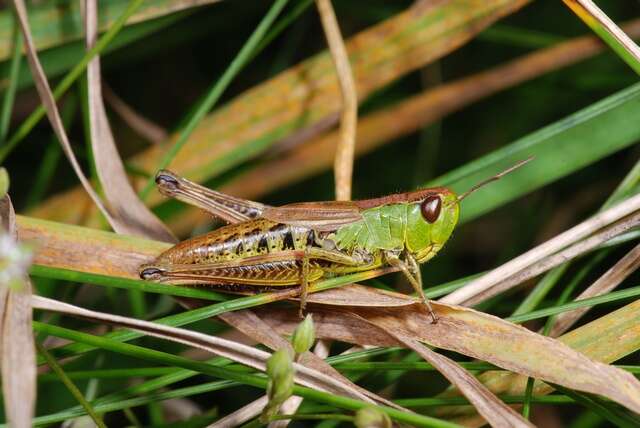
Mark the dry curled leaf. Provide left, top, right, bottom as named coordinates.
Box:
left=442, top=193, right=640, bottom=305
left=359, top=316, right=533, bottom=428
left=548, top=241, right=640, bottom=337
left=0, top=196, right=36, bottom=428
left=10, top=0, right=121, bottom=233
left=215, top=309, right=403, bottom=410
left=439, top=298, right=640, bottom=425
left=256, top=301, right=640, bottom=415
left=83, top=0, right=176, bottom=243
left=31, top=295, right=374, bottom=404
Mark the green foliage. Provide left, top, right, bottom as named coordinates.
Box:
left=3, top=0, right=640, bottom=427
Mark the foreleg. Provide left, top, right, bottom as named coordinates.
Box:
left=384, top=251, right=437, bottom=323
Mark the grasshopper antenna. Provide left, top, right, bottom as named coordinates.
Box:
left=457, top=156, right=534, bottom=202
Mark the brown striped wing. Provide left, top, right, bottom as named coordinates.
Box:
left=261, top=201, right=363, bottom=231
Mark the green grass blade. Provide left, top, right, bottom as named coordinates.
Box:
left=0, top=21, right=22, bottom=145
left=36, top=341, right=107, bottom=428
left=140, top=0, right=290, bottom=198
left=508, top=285, right=640, bottom=324
left=429, top=82, right=640, bottom=223
left=0, top=0, right=145, bottom=164
left=32, top=322, right=461, bottom=428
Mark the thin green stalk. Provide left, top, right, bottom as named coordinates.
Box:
left=396, top=395, right=574, bottom=407
left=478, top=25, right=565, bottom=48
left=508, top=284, right=640, bottom=324
left=140, top=0, right=290, bottom=199
left=554, top=384, right=640, bottom=428
left=25, top=138, right=61, bottom=208
left=33, top=378, right=236, bottom=426
left=425, top=272, right=484, bottom=298
left=38, top=367, right=175, bottom=382
left=41, top=358, right=236, bottom=425
left=0, top=21, right=22, bottom=144
left=268, top=413, right=354, bottom=422
left=32, top=322, right=461, bottom=428
left=0, top=0, right=145, bottom=163
left=512, top=265, right=567, bottom=316
left=25, top=94, right=75, bottom=208
left=522, top=377, right=534, bottom=419
left=36, top=341, right=107, bottom=428
left=123, top=408, right=143, bottom=428
left=254, top=0, right=314, bottom=62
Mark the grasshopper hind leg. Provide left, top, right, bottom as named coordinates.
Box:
left=384, top=251, right=438, bottom=323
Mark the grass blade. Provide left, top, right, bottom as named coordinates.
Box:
left=563, top=0, right=640, bottom=74
left=84, top=0, right=176, bottom=243
left=35, top=341, right=107, bottom=428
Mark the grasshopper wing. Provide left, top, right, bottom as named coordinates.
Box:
left=155, top=170, right=268, bottom=224
left=262, top=201, right=363, bottom=231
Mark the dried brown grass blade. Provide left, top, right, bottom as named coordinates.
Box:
left=315, top=0, right=357, bottom=201
left=216, top=309, right=403, bottom=410
left=11, top=0, right=118, bottom=229
left=440, top=298, right=640, bottom=425
left=212, top=343, right=329, bottom=428
left=563, top=0, right=640, bottom=67
left=0, top=196, right=36, bottom=428
left=360, top=315, right=534, bottom=428
left=207, top=395, right=268, bottom=428
left=84, top=0, right=176, bottom=243
left=257, top=303, right=640, bottom=414
left=548, top=241, right=640, bottom=337
left=454, top=211, right=640, bottom=307
left=103, top=83, right=168, bottom=145
left=441, top=193, right=640, bottom=306
left=31, top=295, right=373, bottom=403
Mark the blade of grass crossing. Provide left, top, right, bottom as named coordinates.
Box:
left=139, top=0, right=290, bottom=199
left=508, top=284, right=640, bottom=324
left=563, top=0, right=640, bottom=75
left=0, top=0, right=145, bottom=164
left=512, top=156, right=640, bottom=317
left=35, top=341, right=106, bottom=428
left=0, top=22, right=21, bottom=144
left=32, top=322, right=461, bottom=428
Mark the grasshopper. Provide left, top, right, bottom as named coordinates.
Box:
left=140, top=159, right=530, bottom=322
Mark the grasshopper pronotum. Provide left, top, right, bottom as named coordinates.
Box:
left=140, top=159, right=531, bottom=322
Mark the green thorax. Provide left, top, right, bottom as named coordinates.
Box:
left=329, top=193, right=459, bottom=261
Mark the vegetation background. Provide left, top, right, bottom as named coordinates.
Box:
left=2, top=0, right=640, bottom=427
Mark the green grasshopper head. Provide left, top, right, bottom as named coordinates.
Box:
left=405, top=190, right=459, bottom=263
left=406, top=157, right=532, bottom=263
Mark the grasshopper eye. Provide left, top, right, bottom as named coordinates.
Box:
left=421, top=195, right=441, bottom=223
